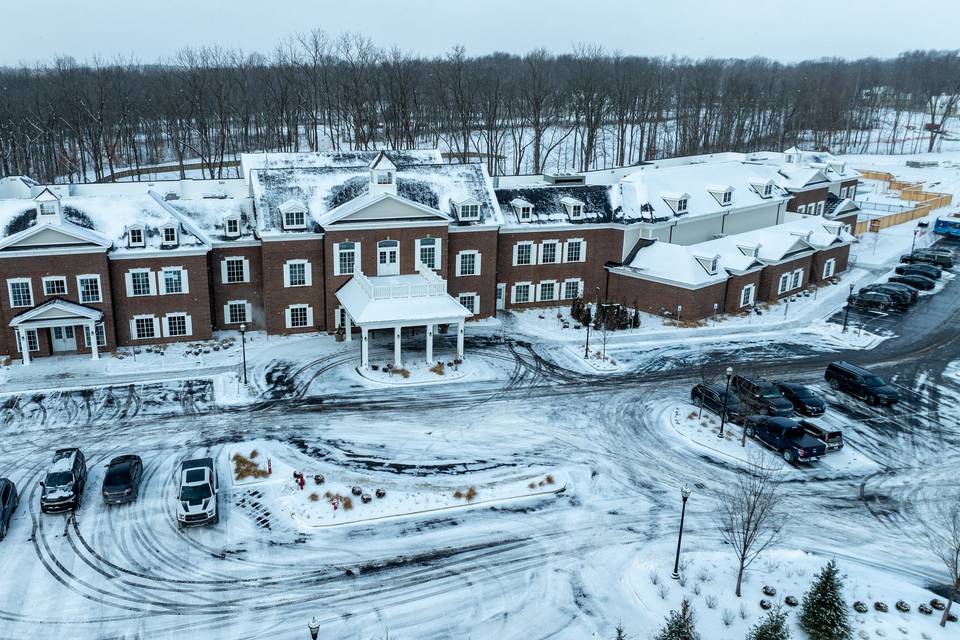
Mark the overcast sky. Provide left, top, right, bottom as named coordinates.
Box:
left=4, top=0, right=958, bottom=66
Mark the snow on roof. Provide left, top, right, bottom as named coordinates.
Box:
left=240, top=149, right=444, bottom=179
left=495, top=185, right=616, bottom=226
left=615, top=241, right=729, bottom=288
left=166, top=196, right=254, bottom=243
left=335, top=273, right=471, bottom=325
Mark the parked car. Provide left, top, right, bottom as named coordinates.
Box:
left=690, top=383, right=744, bottom=422
left=873, top=282, right=920, bottom=303
left=798, top=420, right=844, bottom=452
left=0, top=479, right=18, bottom=540
left=774, top=382, right=826, bottom=417
left=824, top=361, right=900, bottom=406
left=860, top=284, right=915, bottom=308
left=888, top=274, right=936, bottom=291
left=900, top=249, right=954, bottom=268
left=847, top=291, right=899, bottom=312
left=176, top=458, right=219, bottom=528
left=730, top=375, right=795, bottom=416
left=743, top=416, right=828, bottom=463
left=894, top=263, right=941, bottom=279
left=40, top=448, right=87, bottom=513
left=102, top=455, right=143, bottom=505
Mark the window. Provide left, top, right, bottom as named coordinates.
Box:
left=538, top=281, right=556, bottom=301
left=816, top=201, right=825, bottom=216
left=458, top=293, right=478, bottom=314
left=78, top=275, right=102, bottom=303
left=764, top=184, right=773, bottom=196
left=286, top=305, right=312, bottom=329
left=459, top=203, right=480, bottom=220
left=514, top=243, right=534, bottom=266
left=740, top=284, right=756, bottom=307
left=162, top=226, right=178, bottom=245
left=562, top=280, right=582, bottom=300
left=456, top=251, right=479, bottom=277
left=791, top=268, right=804, bottom=290
left=284, top=260, right=310, bottom=287
left=83, top=323, right=107, bottom=348
left=225, top=217, right=241, bottom=237
left=512, top=283, right=531, bottom=304
left=161, top=269, right=184, bottom=295
left=335, top=243, right=357, bottom=276
left=540, top=241, right=558, bottom=264
left=570, top=205, right=583, bottom=218
left=417, top=238, right=440, bottom=270
left=129, top=270, right=152, bottom=296
left=222, top=257, right=249, bottom=284
left=376, top=171, right=393, bottom=185
left=676, top=198, right=688, bottom=213
left=565, top=239, right=585, bottom=263
left=284, top=209, right=306, bottom=229
left=777, top=273, right=791, bottom=295
left=128, top=227, right=144, bottom=247
left=43, top=277, right=67, bottom=296
left=165, top=314, right=189, bottom=337
left=8, top=279, right=33, bottom=308
left=39, top=202, right=57, bottom=216
left=722, top=191, right=732, bottom=204
left=519, top=206, right=532, bottom=221
left=823, top=258, right=836, bottom=279
left=16, top=329, right=39, bottom=352
left=226, top=300, right=250, bottom=325
left=133, top=316, right=157, bottom=340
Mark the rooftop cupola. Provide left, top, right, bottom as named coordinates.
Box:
left=34, top=188, right=63, bottom=225
left=369, top=151, right=397, bottom=195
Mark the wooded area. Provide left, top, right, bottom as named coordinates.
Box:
left=1, top=33, right=959, bottom=183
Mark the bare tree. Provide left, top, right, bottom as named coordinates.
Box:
left=924, top=496, right=960, bottom=627
left=715, top=456, right=786, bottom=597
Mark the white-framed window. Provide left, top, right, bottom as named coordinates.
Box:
left=458, top=292, right=478, bottom=314
left=83, top=323, right=107, bottom=348
left=224, top=216, right=241, bottom=238
left=334, top=242, right=358, bottom=276
left=39, top=201, right=58, bottom=216
left=224, top=300, right=251, bottom=325
left=416, top=237, right=440, bottom=270
left=570, top=204, right=583, bottom=218
left=162, top=225, right=178, bottom=246
left=764, top=184, right=773, bottom=197
left=376, top=170, right=394, bottom=185
left=16, top=329, right=39, bottom=352
left=791, top=268, right=804, bottom=290
left=513, top=242, right=535, bottom=266
left=221, top=257, right=250, bottom=284
left=42, top=276, right=67, bottom=297
left=823, top=258, right=836, bottom=279
left=562, top=279, right=583, bottom=300
left=128, top=226, right=144, bottom=248
left=722, top=190, right=732, bottom=204
left=126, top=269, right=155, bottom=297
left=77, top=274, right=102, bottom=303
left=511, top=282, right=532, bottom=304
left=334, top=306, right=347, bottom=329
left=285, top=304, right=313, bottom=329
left=162, top=313, right=191, bottom=337
left=158, top=268, right=188, bottom=295
left=284, top=208, right=307, bottom=229
left=131, top=315, right=159, bottom=340
left=456, top=250, right=480, bottom=277
left=540, top=240, right=559, bottom=264
left=676, top=198, right=688, bottom=213
left=564, top=239, right=586, bottom=263
left=777, top=273, right=792, bottom=295
left=459, top=203, right=480, bottom=220
left=537, top=280, right=557, bottom=302
left=7, top=278, right=33, bottom=308
left=816, top=201, right=825, bottom=216
left=740, top=283, right=756, bottom=307
left=519, top=206, right=532, bottom=221
left=283, top=260, right=311, bottom=287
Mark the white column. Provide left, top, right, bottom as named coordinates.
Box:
left=394, top=326, right=402, bottom=368
left=344, top=314, right=352, bottom=342
left=456, top=319, right=465, bottom=360
left=425, top=324, right=434, bottom=364
left=360, top=327, right=369, bottom=369
left=89, top=322, right=100, bottom=361
left=18, top=329, right=31, bottom=366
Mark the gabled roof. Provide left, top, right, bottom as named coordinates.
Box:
left=9, top=298, right=103, bottom=327
left=0, top=219, right=112, bottom=252
left=319, top=192, right=453, bottom=227
left=34, top=187, right=60, bottom=202
left=369, top=151, right=397, bottom=171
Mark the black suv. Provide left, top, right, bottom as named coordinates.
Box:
left=40, top=448, right=87, bottom=513
left=744, top=416, right=827, bottom=463
left=900, top=249, right=954, bottom=268
left=102, top=455, right=143, bottom=505
left=847, top=291, right=900, bottom=312
left=860, top=284, right=914, bottom=308
left=895, top=263, right=941, bottom=279
left=824, top=361, right=899, bottom=406
left=730, top=375, right=795, bottom=416
left=0, top=479, right=18, bottom=540
left=691, top=383, right=744, bottom=422
left=888, top=274, right=935, bottom=291
left=774, top=382, right=825, bottom=417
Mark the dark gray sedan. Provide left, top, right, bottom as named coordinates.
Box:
left=0, top=478, right=18, bottom=540
left=102, top=455, right=143, bottom=505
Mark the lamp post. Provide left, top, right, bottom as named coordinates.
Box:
left=841, top=283, right=854, bottom=333
left=671, top=486, right=692, bottom=580
left=239, top=323, right=248, bottom=385
left=308, top=617, right=320, bottom=640
left=719, top=366, right=733, bottom=438
left=911, top=228, right=919, bottom=254
left=584, top=321, right=591, bottom=358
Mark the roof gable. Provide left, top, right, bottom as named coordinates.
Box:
left=321, top=192, right=452, bottom=226
left=0, top=221, right=112, bottom=252
left=10, top=298, right=103, bottom=326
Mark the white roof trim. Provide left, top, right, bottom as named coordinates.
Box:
left=0, top=220, right=112, bottom=252
left=9, top=298, right=103, bottom=327
left=278, top=199, right=307, bottom=214
left=323, top=192, right=453, bottom=226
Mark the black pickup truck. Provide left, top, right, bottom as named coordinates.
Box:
left=798, top=420, right=844, bottom=452
left=744, top=416, right=828, bottom=463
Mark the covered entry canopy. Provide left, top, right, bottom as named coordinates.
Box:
left=9, top=298, right=104, bottom=364
left=335, top=267, right=472, bottom=369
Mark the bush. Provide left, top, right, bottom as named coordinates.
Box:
left=430, top=362, right=445, bottom=375
left=653, top=599, right=701, bottom=640
left=232, top=452, right=269, bottom=480
left=747, top=606, right=791, bottom=640
left=799, top=560, right=852, bottom=640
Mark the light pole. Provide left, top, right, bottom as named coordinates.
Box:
left=671, top=486, right=692, bottom=580
left=911, top=228, right=919, bottom=254
left=719, top=366, right=733, bottom=438
left=841, top=283, right=854, bottom=333
left=308, top=617, right=320, bottom=640
left=239, top=323, right=248, bottom=385
left=584, top=321, right=591, bottom=358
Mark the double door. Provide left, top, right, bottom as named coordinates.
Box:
left=52, top=326, right=77, bottom=352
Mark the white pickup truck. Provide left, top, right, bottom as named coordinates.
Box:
left=176, top=458, right=219, bottom=527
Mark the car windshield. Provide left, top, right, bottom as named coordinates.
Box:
left=104, top=467, right=131, bottom=487
left=760, top=388, right=782, bottom=399
left=45, top=471, right=72, bottom=487
left=180, top=484, right=211, bottom=500
left=792, top=387, right=813, bottom=398
left=863, top=375, right=886, bottom=387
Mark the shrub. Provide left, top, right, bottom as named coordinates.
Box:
left=232, top=453, right=269, bottom=480
left=721, top=608, right=734, bottom=626
left=704, top=595, right=718, bottom=609
left=430, top=362, right=445, bottom=375
left=747, top=606, right=791, bottom=640
left=799, top=560, right=852, bottom=640
left=653, top=599, right=701, bottom=640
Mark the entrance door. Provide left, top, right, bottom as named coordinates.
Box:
left=51, top=326, right=77, bottom=352
left=496, top=283, right=506, bottom=310
left=377, top=240, right=400, bottom=276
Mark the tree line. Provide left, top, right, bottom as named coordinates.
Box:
left=1, top=32, right=959, bottom=184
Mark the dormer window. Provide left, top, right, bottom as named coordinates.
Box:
left=708, top=185, right=734, bottom=206
left=453, top=198, right=481, bottom=221
left=676, top=198, right=688, bottom=213
left=162, top=225, right=178, bottom=246
left=375, top=171, right=394, bottom=185
left=510, top=198, right=534, bottom=222
left=750, top=179, right=775, bottom=198
left=225, top=216, right=241, bottom=238
left=560, top=196, right=585, bottom=219
left=128, top=226, right=145, bottom=248
left=34, top=188, right=62, bottom=223
left=695, top=254, right=721, bottom=275
left=520, top=206, right=532, bottom=220
left=662, top=192, right=691, bottom=215
left=278, top=200, right=308, bottom=230
left=764, top=184, right=773, bottom=196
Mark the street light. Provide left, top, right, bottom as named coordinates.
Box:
left=671, top=486, right=692, bottom=580
left=584, top=312, right=591, bottom=359
left=841, top=283, right=854, bottom=333
left=308, top=617, right=320, bottom=640
left=239, top=323, right=248, bottom=385
left=911, top=227, right=919, bottom=254
left=719, top=366, right=733, bottom=438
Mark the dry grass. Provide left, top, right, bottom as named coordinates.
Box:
left=430, top=362, right=445, bottom=375
left=453, top=487, right=478, bottom=501
left=321, top=491, right=354, bottom=510
left=232, top=452, right=269, bottom=481
left=308, top=492, right=320, bottom=502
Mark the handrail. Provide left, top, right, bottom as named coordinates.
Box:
left=352, top=266, right=447, bottom=300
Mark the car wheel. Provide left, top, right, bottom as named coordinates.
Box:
left=829, top=379, right=839, bottom=390
left=783, top=450, right=794, bottom=462
left=0, top=521, right=6, bottom=540
left=745, top=426, right=755, bottom=437
left=212, top=513, right=220, bottom=525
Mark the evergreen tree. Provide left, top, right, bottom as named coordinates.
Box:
left=747, top=606, right=791, bottom=640
left=614, top=622, right=626, bottom=640
left=799, top=560, right=852, bottom=640
left=654, top=599, right=701, bottom=640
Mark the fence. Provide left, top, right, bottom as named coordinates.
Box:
left=853, top=168, right=953, bottom=235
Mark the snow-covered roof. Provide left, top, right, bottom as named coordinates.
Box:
left=240, top=149, right=444, bottom=179
left=335, top=272, right=472, bottom=326
left=495, top=185, right=617, bottom=226
left=614, top=241, right=730, bottom=288
left=749, top=149, right=861, bottom=188
left=166, top=196, right=255, bottom=244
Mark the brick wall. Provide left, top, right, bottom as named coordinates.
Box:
left=260, top=239, right=325, bottom=335
left=757, top=253, right=814, bottom=302
left=210, top=246, right=265, bottom=331
left=810, top=244, right=850, bottom=285
left=787, top=187, right=830, bottom=212
left=724, top=270, right=764, bottom=313
left=606, top=271, right=728, bottom=320
left=447, top=229, right=499, bottom=319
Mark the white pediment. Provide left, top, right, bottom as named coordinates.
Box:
left=9, top=299, right=102, bottom=327
left=0, top=222, right=112, bottom=252
left=324, top=193, right=452, bottom=226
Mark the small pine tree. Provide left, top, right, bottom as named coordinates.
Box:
left=799, top=560, right=852, bottom=640
left=614, top=622, right=627, bottom=640
left=654, top=599, right=701, bottom=640
left=747, top=606, right=791, bottom=640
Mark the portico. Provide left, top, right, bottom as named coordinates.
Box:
left=335, top=266, right=472, bottom=370
left=9, top=299, right=105, bottom=365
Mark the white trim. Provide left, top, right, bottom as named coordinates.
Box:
left=15, top=328, right=39, bottom=353
left=162, top=312, right=192, bottom=338
left=334, top=242, right=360, bottom=277
left=76, top=274, right=103, bottom=303
left=777, top=272, right=791, bottom=295
left=285, top=304, right=313, bottom=329
left=127, top=225, right=145, bottom=248
left=7, top=278, right=34, bottom=308
left=538, top=239, right=561, bottom=265
left=161, top=224, right=179, bottom=247
left=42, top=276, right=68, bottom=297
left=283, top=259, right=312, bottom=287
left=130, top=314, right=160, bottom=340
left=563, top=238, right=586, bottom=263
left=158, top=267, right=187, bottom=295
left=224, top=299, right=250, bottom=325
left=224, top=215, right=241, bottom=238
left=536, top=280, right=559, bottom=302
left=455, top=250, right=480, bottom=277
left=415, top=237, right=442, bottom=271
left=561, top=278, right=584, bottom=300
left=822, top=257, right=836, bottom=279
left=125, top=268, right=155, bottom=297
left=513, top=241, right=536, bottom=266
left=83, top=322, right=107, bottom=348
left=739, top=283, right=756, bottom=307
left=221, top=256, right=250, bottom=284
left=511, top=281, right=533, bottom=304
left=457, top=292, right=479, bottom=314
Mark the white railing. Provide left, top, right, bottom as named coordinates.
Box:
left=353, top=264, right=447, bottom=300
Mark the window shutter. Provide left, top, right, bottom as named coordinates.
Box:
left=579, top=240, right=587, bottom=262
left=284, top=307, right=292, bottom=329
left=578, top=280, right=584, bottom=297
left=129, top=319, right=137, bottom=339
left=473, top=295, right=480, bottom=314
left=242, top=258, right=250, bottom=283
left=474, top=252, right=481, bottom=276
left=306, top=306, right=314, bottom=327
left=220, top=260, right=228, bottom=284
left=435, top=239, right=442, bottom=270
left=223, top=304, right=230, bottom=324
left=161, top=316, right=170, bottom=337
left=181, top=269, right=189, bottom=294
left=283, top=262, right=291, bottom=287
left=158, top=272, right=167, bottom=296
left=185, top=315, right=193, bottom=336
left=512, top=244, right=519, bottom=266
left=510, top=285, right=517, bottom=304
left=355, top=244, right=362, bottom=275
left=244, top=302, right=252, bottom=323
left=152, top=317, right=161, bottom=337
left=124, top=272, right=134, bottom=297
left=455, top=252, right=462, bottom=277
left=304, top=261, right=313, bottom=287
left=148, top=272, right=158, bottom=296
